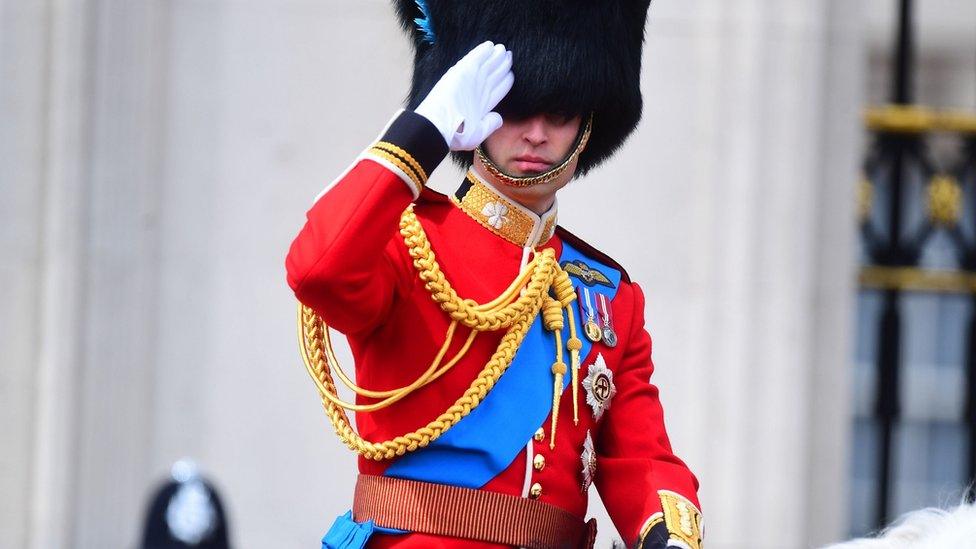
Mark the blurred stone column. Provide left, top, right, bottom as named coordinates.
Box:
left=1, top=2, right=60, bottom=547
left=806, top=2, right=865, bottom=545
left=2, top=1, right=169, bottom=547
left=25, top=2, right=93, bottom=547
left=67, top=1, right=169, bottom=547
left=1, top=1, right=95, bottom=547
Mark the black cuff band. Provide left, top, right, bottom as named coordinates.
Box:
left=378, top=110, right=449, bottom=179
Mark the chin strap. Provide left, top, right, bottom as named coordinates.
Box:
left=475, top=112, right=593, bottom=188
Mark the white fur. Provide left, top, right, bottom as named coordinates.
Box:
left=822, top=502, right=976, bottom=549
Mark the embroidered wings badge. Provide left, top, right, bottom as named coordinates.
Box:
left=560, top=260, right=614, bottom=288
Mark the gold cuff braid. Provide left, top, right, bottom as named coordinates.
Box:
left=659, top=490, right=703, bottom=549
left=367, top=141, right=427, bottom=194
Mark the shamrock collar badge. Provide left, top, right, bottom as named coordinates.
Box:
left=481, top=201, right=510, bottom=230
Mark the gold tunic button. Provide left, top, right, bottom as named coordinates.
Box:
left=533, top=428, right=545, bottom=442
left=529, top=482, right=543, bottom=499
left=533, top=454, right=546, bottom=471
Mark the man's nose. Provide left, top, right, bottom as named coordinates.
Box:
left=522, top=116, right=548, bottom=146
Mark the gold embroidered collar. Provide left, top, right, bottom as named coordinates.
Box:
left=452, top=169, right=558, bottom=248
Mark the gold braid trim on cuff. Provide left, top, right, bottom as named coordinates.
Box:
left=367, top=146, right=424, bottom=195
left=637, top=512, right=664, bottom=546
left=659, top=490, right=703, bottom=549
left=297, top=205, right=581, bottom=460
left=373, top=141, right=428, bottom=182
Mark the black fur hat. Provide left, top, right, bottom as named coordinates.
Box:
left=393, top=0, right=653, bottom=175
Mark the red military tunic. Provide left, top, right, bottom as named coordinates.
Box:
left=286, top=110, right=702, bottom=548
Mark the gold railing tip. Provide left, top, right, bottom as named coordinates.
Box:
left=859, top=266, right=976, bottom=294
left=864, top=105, right=938, bottom=133
left=864, top=104, right=976, bottom=134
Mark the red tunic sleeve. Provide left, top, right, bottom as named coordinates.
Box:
left=285, top=109, right=448, bottom=334
left=594, top=281, right=703, bottom=548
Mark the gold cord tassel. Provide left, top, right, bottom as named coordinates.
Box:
left=550, top=355, right=566, bottom=450
left=552, top=269, right=582, bottom=425
left=542, top=296, right=567, bottom=449
left=566, top=327, right=582, bottom=425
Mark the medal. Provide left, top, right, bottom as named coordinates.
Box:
left=597, top=293, right=617, bottom=348
left=584, top=321, right=603, bottom=343
left=578, top=287, right=603, bottom=343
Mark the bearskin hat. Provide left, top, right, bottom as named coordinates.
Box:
left=392, top=0, right=653, bottom=175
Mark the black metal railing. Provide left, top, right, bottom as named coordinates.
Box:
left=857, top=0, right=976, bottom=531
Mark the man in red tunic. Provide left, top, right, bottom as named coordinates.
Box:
left=287, top=2, right=702, bottom=548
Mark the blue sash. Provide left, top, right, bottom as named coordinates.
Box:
left=384, top=240, right=621, bottom=487
left=321, top=511, right=405, bottom=549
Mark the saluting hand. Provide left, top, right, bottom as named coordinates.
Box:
left=415, top=41, right=514, bottom=151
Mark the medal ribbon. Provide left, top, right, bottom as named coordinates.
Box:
left=597, top=292, right=612, bottom=328
left=585, top=288, right=596, bottom=321
left=576, top=287, right=588, bottom=321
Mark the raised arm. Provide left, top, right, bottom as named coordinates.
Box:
left=285, top=110, right=447, bottom=334
left=284, top=41, right=514, bottom=334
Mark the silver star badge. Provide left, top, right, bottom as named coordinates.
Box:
left=582, top=354, right=616, bottom=421
left=581, top=430, right=597, bottom=492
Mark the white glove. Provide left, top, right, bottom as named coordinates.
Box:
left=415, top=41, right=515, bottom=151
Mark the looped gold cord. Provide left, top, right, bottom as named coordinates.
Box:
left=298, top=205, right=582, bottom=460
left=542, top=297, right=565, bottom=330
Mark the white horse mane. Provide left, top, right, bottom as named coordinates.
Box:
left=823, top=501, right=976, bottom=549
